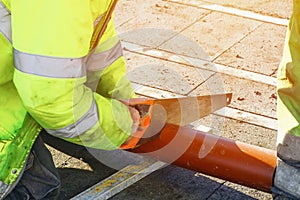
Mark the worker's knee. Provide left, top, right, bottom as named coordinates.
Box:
left=273, top=133, right=300, bottom=200
left=277, top=133, right=300, bottom=167
left=272, top=159, right=300, bottom=200
left=5, top=136, right=61, bottom=200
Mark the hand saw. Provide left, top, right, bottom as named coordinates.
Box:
left=121, top=93, right=232, bottom=149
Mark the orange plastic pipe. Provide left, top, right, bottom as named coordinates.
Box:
left=130, top=124, right=277, bottom=192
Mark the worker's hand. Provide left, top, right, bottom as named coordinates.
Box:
left=120, top=105, right=140, bottom=147
left=120, top=100, right=141, bottom=134
left=127, top=105, right=140, bottom=134
left=120, top=98, right=152, bottom=149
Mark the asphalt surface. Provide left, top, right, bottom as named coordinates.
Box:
left=43, top=0, right=293, bottom=199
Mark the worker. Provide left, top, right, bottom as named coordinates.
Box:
left=273, top=0, right=300, bottom=199
left=0, top=0, right=141, bottom=199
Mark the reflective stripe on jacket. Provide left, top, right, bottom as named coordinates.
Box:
left=0, top=0, right=135, bottom=195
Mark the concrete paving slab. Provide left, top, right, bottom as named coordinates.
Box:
left=116, top=1, right=175, bottom=19
left=215, top=23, right=287, bottom=76
left=158, top=12, right=261, bottom=60
left=168, top=0, right=293, bottom=19
left=116, top=0, right=209, bottom=47
left=124, top=51, right=214, bottom=95
left=195, top=115, right=277, bottom=150
left=190, top=73, right=277, bottom=119
left=115, top=0, right=165, bottom=28
left=132, top=83, right=183, bottom=99
left=114, top=0, right=139, bottom=27
left=123, top=41, right=277, bottom=86
left=213, top=107, right=277, bottom=131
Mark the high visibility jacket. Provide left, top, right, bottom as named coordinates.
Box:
left=277, top=0, right=300, bottom=136
left=0, top=0, right=134, bottom=197
left=277, top=0, right=300, bottom=160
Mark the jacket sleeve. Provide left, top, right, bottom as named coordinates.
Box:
left=277, top=0, right=300, bottom=137
left=11, top=0, right=135, bottom=150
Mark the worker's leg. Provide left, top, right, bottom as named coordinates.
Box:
left=273, top=0, right=300, bottom=199
left=4, top=134, right=60, bottom=200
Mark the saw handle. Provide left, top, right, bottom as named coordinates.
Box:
left=120, top=98, right=154, bottom=149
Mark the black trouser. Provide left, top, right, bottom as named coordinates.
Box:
left=5, top=135, right=61, bottom=200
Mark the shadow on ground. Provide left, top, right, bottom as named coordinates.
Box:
left=42, top=132, right=261, bottom=200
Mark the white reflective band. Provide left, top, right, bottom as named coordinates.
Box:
left=14, top=49, right=86, bottom=78
left=46, top=99, right=99, bottom=138
left=14, top=41, right=123, bottom=78
left=87, top=41, right=123, bottom=72
left=0, top=2, right=11, bottom=42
